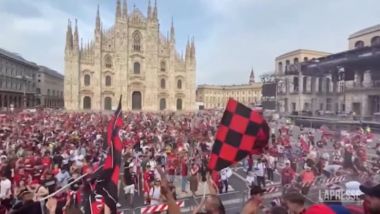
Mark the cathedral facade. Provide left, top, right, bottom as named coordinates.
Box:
left=64, top=0, right=196, bottom=111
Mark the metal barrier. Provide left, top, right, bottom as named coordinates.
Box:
left=120, top=191, right=248, bottom=214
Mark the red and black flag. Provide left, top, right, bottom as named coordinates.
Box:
left=208, top=98, right=270, bottom=171
left=87, top=96, right=123, bottom=214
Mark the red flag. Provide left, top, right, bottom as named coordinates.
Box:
left=208, top=98, right=269, bottom=171
left=87, top=96, right=123, bottom=214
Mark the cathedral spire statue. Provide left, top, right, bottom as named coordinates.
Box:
left=170, top=17, right=175, bottom=43
left=95, top=5, right=101, bottom=32
left=249, top=69, right=255, bottom=84
left=73, top=19, right=79, bottom=50
left=65, top=19, right=73, bottom=50
left=122, top=0, right=128, bottom=18
left=153, top=0, right=158, bottom=20
left=116, top=0, right=122, bottom=19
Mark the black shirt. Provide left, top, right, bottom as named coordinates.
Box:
left=43, top=177, right=57, bottom=194
left=124, top=169, right=134, bottom=185
left=53, top=155, right=63, bottom=167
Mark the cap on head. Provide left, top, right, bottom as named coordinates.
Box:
left=359, top=184, right=380, bottom=198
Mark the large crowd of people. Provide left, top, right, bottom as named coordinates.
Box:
left=0, top=109, right=380, bottom=214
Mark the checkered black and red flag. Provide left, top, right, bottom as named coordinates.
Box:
left=88, top=95, right=123, bottom=214
left=208, top=98, right=270, bottom=171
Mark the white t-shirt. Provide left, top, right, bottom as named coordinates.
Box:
left=277, top=145, right=284, bottom=154
left=246, top=175, right=255, bottom=186
left=149, top=186, right=161, bottom=205
left=267, top=156, right=276, bottom=169
left=255, top=163, right=266, bottom=177
left=0, top=179, right=11, bottom=199
left=220, top=168, right=231, bottom=180
left=324, top=164, right=342, bottom=174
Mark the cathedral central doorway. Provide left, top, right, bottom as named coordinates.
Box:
left=160, top=98, right=166, bottom=110
left=104, top=97, right=112, bottom=110
left=132, top=91, right=142, bottom=110
left=83, top=96, right=91, bottom=110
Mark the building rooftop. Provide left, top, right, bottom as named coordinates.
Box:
left=197, top=83, right=262, bottom=89
left=0, top=48, right=38, bottom=68
left=275, top=49, right=331, bottom=60
left=349, top=24, right=380, bottom=39
left=38, top=66, right=64, bottom=80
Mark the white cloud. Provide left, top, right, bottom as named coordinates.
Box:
left=1, top=0, right=380, bottom=86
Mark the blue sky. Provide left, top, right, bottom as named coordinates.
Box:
left=0, top=0, right=379, bottom=85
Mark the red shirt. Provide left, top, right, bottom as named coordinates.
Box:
left=181, top=162, right=188, bottom=176
left=143, top=171, right=151, bottom=193
left=168, top=164, right=175, bottom=176
left=363, top=198, right=371, bottom=214
left=41, top=156, right=51, bottom=167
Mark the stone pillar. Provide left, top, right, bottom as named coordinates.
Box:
left=363, top=70, right=372, bottom=88
left=362, top=96, right=369, bottom=116
left=306, top=77, right=311, bottom=93
left=289, top=77, right=294, bottom=93
left=354, top=71, right=360, bottom=87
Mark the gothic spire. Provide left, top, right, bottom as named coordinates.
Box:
left=122, top=0, right=128, bottom=18
left=153, top=0, right=158, bottom=19
left=73, top=19, right=79, bottom=49
left=249, top=68, right=255, bottom=84
left=96, top=5, right=101, bottom=32
left=170, top=17, right=175, bottom=43
left=185, top=37, right=191, bottom=59
left=147, top=0, right=152, bottom=19
left=65, top=19, right=73, bottom=50
left=116, top=0, right=122, bottom=19
left=190, top=36, right=195, bottom=58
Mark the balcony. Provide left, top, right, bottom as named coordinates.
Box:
left=345, top=81, right=380, bottom=92
left=290, top=87, right=299, bottom=94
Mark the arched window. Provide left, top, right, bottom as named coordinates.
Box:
left=104, top=97, right=112, bottom=110
left=278, top=62, right=283, bottom=73
left=104, top=55, right=112, bottom=68
left=303, top=76, right=307, bottom=92
left=318, top=77, right=323, bottom=93
left=176, top=98, right=182, bottom=111
left=132, top=91, right=142, bottom=110
left=160, top=79, right=166, bottom=89
left=133, top=31, right=142, bottom=52
left=355, top=40, right=365, bottom=48
left=105, top=75, right=111, bottom=86
left=294, top=58, right=299, bottom=64
left=84, top=74, right=91, bottom=86
left=83, top=96, right=91, bottom=109
left=159, top=98, right=166, bottom=110
left=304, top=57, right=308, bottom=62
left=285, top=60, right=290, bottom=72
left=293, top=77, right=299, bottom=92
left=371, top=36, right=380, bottom=46
left=160, top=61, right=166, bottom=72
left=134, top=62, right=140, bottom=74
left=177, top=80, right=182, bottom=89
